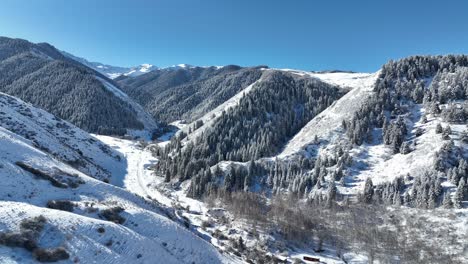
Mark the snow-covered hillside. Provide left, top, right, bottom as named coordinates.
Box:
left=279, top=71, right=379, bottom=158
left=0, top=93, right=228, bottom=263
left=0, top=92, right=123, bottom=182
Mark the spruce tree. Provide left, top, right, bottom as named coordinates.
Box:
left=442, top=193, right=453, bottom=209
left=454, top=179, right=465, bottom=208
left=363, top=178, right=374, bottom=204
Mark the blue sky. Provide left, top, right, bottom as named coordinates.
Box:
left=1, top=0, right=467, bottom=72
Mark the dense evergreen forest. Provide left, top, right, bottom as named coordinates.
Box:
left=0, top=37, right=145, bottom=135
left=118, top=65, right=264, bottom=123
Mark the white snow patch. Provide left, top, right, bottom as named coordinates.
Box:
left=279, top=71, right=379, bottom=158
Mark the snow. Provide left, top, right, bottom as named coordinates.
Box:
left=96, top=77, right=158, bottom=140
left=61, top=50, right=158, bottom=79
left=0, top=92, right=123, bottom=181
left=345, top=105, right=467, bottom=195
left=94, top=135, right=173, bottom=206
left=0, top=128, right=224, bottom=263
left=279, top=71, right=379, bottom=158
left=0, top=93, right=228, bottom=263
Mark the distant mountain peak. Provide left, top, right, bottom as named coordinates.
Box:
left=61, top=51, right=158, bottom=79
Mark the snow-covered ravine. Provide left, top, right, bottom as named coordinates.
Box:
left=94, top=135, right=172, bottom=206
left=94, top=135, right=243, bottom=263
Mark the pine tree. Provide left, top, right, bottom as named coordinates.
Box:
left=454, top=178, right=465, bottom=208
left=435, top=123, right=443, bottom=134
left=326, top=181, right=337, bottom=207
left=400, top=141, right=411, bottom=154
left=442, top=193, right=453, bottom=209
left=363, top=178, right=374, bottom=204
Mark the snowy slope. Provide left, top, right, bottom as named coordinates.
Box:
left=343, top=104, right=467, bottom=195
left=96, top=77, right=158, bottom=140
left=116, top=64, right=158, bottom=79
left=62, top=51, right=158, bottom=79
left=0, top=95, right=227, bottom=263
left=94, top=135, right=173, bottom=206
left=0, top=92, right=123, bottom=182
left=279, top=71, right=379, bottom=158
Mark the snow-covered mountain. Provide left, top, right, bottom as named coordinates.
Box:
left=144, top=56, right=468, bottom=263
left=62, top=51, right=158, bottom=79
left=0, top=37, right=157, bottom=136
left=1, top=35, right=467, bottom=263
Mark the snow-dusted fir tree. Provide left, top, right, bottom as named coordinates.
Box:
left=454, top=178, right=466, bottom=208
left=363, top=178, right=374, bottom=204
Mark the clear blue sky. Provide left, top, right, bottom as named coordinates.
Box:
left=1, top=0, right=468, bottom=72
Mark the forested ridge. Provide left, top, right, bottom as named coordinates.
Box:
left=153, top=70, right=347, bottom=197
left=0, top=37, right=146, bottom=135
left=118, top=65, right=264, bottom=123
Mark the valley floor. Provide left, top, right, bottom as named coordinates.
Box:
left=95, top=135, right=372, bottom=264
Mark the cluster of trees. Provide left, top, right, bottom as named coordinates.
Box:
left=184, top=143, right=350, bottom=201
left=341, top=56, right=468, bottom=208
left=153, top=55, right=468, bottom=209
left=359, top=150, right=468, bottom=209
left=361, top=174, right=442, bottom=209
left=0, top=37, right=145, bottom=135
left=345, top=55, right=468, bottom=146
left=441, top=103, right=467, bottom=123
left=155, top=72, right=345, bottom=196
left=186, top=162, right=261, bottom=198
left=195, top=72, right=343, bottom=160
left=428, top=67, right=468, bottom=104
left=119, top=65, right=263, bottom=123
left=382, top=116, right=408, bottom=153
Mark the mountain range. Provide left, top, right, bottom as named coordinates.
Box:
left=0, top=36, right=467, bottom=264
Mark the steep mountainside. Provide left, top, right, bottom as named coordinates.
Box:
left=0, top=92, right=227, bottom=263
left=143, top=59, right=468, bottom=263
left=118, top=65, right=264, bottom=123
left=0, top=37, right=157, bottom=136
left=154, top=69, right=348, bottom=195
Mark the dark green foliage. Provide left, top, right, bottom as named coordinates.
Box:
left=0, top=37, right=144, bottom=134
left=20, top=215, right=47, bottom=235
left=363, top=178, right=374, bottom=204
left=33, top=247, right=70, bottom=262
left=16, top=162, right=67, bottom=188
left=0, top=215, right=47, bottom=253
left=46, top=200, right=74, bottom=212
left=16, top=162, right=84, bottom=188
left=383, top=116, right=407, bottom=153
left=99, top=207, right=126, bottom=224
left=119, top=65, right=263, bottom=123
